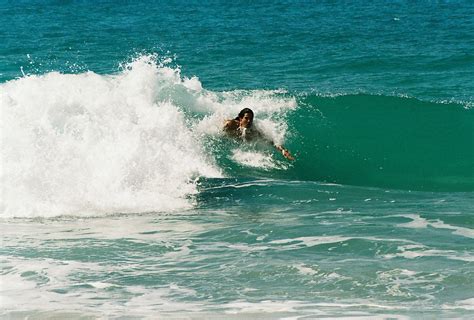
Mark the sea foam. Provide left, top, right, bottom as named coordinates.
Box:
left=0, top=56, right=222, bottom=217
left=1, top=56, right=295, bottom=218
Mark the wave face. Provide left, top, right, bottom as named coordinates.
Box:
left=284, top=94, right=474, bottom=191
left=1, top=56, right=472, bottom=217
left=210, top=93, right=473, bottom=192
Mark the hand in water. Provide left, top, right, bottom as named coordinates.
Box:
left=276, top=145, right=295, bottom=161
left=282, top=149, right=295, bottom=161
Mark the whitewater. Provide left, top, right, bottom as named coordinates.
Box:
left=1, top=1, right=473, bottom=319
left=1, top=56, right=297, bottom=217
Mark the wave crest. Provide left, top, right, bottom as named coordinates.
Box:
left=0, top=56, right=222, bottom=217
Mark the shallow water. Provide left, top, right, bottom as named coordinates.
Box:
left=2, top=181, right=473, bottom=318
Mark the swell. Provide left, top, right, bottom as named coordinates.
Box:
left=0, top=55, right=298, bottom=217
left=1, top=56, right=472, bottom=218
left=280, top=94, right=474, bottom=191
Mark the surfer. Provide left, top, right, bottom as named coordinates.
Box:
left=223, top=108, right=295, bottom=161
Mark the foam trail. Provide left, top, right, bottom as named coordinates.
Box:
left=398, top=214, right=474, bottom=238
left=231, top=149, right=288, bottom=170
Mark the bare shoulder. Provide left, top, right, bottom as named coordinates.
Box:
left=223, top=119, right=238, bottom=131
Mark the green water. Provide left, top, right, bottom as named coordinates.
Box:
left=288, top=94, right=474, bottom=191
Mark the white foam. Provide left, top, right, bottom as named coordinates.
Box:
left=88, top=281, right=115, bottom=289
left=1, top=55, right=298, bottom=218
left=442, top=298, right=474, bottom=310
left=397, top=214, right=430, bottom=229
left=0, top=254, right=432, bottom=319
left=398, top=214, right=474, bottom=238
left=224, top=300, right=305, bottom=314
left=1, top=56, right=222, bottom=218
left=269, top=235, right=415, bottom=251
left=0, top=255, right=207, bottom=317
left=382, top=244, right=474, bottom=262
left=430, top=219, right=474, bottom=238
left=222, top=299, right=410, bottom=319
left=231, top=149, right=284, bottom=169
left=270, top=236, right=350, bottom=249
left=0, top=256, right=104, bottom=313
left=294, top=264, right=318, bottom=276
left=376, top=268, right=446, bottom=299
left=226, top=243, right=270, bottom=252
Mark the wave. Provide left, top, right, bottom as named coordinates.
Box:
left=284, top=94, right=473, bottom=191
left=0, top=55, right=296, bottom=217
left=0, top=56, right=224, bottom=217
left=1, top=55, right=472, bottom=217
left=204, top=93, right=473, bottom=192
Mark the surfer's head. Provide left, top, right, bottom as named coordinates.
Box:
left=236, top=108, right=254, bottom=128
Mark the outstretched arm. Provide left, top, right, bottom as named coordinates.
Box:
left=275, top=144, right=295, bottom=161
left=255, top=129, right=295, bottom=161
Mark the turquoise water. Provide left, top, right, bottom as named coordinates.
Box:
left=1, top=1, right=473, bottom=318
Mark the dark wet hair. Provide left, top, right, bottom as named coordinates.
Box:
left=235, top=108, right=254, bottom=121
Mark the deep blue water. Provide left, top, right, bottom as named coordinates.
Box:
left=2, top=0, right=473, bottom=99
left=1, top=1, right=473, bottom=318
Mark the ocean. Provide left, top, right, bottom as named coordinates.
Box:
left=1, top=0, right=473, bottom=319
